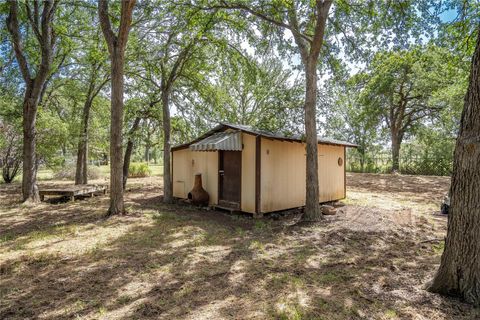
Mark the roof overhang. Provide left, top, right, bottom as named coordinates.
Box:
left=171, top=123, right=358, bottom=152
left=189, top=130, right=242, bottom=151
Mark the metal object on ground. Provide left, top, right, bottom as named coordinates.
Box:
left=187, top=174, right=209, bottom=206
left=441, top=195, right=450, bottom=215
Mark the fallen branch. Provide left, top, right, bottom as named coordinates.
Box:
left=418, top=238, right=444, bottom=244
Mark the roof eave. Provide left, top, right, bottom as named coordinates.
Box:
left=171, top=123, right=359, bottom=150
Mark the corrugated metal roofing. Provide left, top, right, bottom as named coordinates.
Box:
left=189, top=131, right=242, bottom=151
left=221, top=123, right=358, bottom=147
left=172, top=123, right=358, bottom=151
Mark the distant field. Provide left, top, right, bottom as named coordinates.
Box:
left=1, top=164, right=163, bottom=184
left=93, top=164, right=163, bottom=177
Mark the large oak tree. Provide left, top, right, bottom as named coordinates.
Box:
left=98, top=0, right=136, bottom=215
left=6, top=0, right=58, bottom=202
left=427, top=25, right=480, bottom=306
left=356, top=47, right=458, bottom=171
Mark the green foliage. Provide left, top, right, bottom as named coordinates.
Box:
left=400, top=127, right=455, bottom=176
left=0, top=0, right=474, bottom=182
left=182, top=53, right=304, bottom=135
left=128, top=163, right=152, bottom=178
left=35, top=107, right=69, bottom=167
left=320, top=75, right=384, bottom=167
left=357, top=45, right=463, bottom=129
left=0, top=122, right=22, bottom=183
left=332, top=43, right=467, bottom=175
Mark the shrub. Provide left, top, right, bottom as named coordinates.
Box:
left=0, top=124, right=22, bottom=183
left=53, top=165, right=102, bottom=181
left=128, top=163, right=151, bottom=178
left=2, top=157, right=21, bottom=184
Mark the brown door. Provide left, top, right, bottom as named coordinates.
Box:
left=219, top=151, right=241, bottom=206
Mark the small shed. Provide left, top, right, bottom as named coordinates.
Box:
left=171, top=123, right=357, bottom=216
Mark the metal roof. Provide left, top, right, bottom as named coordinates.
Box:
left=189, top=131, right=242, bottom=151
left=221, top=123, right=358, bottom=147
left=172, top=123, right=358, bottom=151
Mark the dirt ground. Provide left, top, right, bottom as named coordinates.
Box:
left=1, top=173, right=478, bottom=319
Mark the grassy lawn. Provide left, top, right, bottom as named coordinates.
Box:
left=0, top=173, right=478, bottom=319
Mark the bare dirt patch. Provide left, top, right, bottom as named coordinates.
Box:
left=1, top=173, right=478, bottom=319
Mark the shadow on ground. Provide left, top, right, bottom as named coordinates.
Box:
left=0, top=174, right=477, bottom=319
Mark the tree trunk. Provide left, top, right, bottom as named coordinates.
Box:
left=75, top=98, right=92, bottom=185
left=107, top=48, right=125, bottom=215
left=98, top=0, right=135, bottom=216
left=359, top=147, right=365, bottom=172
left=391, top=130, right=402, bottom=172
left=123, top=117, right=141, bottom=190
left=6, top=1, right=57, bottom=203
left=22, top=86, right=40, bottom=202
left=302, top=59, right=322, bottom=221
left=144, top=133, right=150, bottom=163
left=427, top=26, right=480, bottom=306
left=162, top=89, right=173, bottom=203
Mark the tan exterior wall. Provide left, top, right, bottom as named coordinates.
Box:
left=173, top=133, right=346, bottom=214
left=241, top=133, right=256, bottom=214
left=172, top=149, right=218, bottom=205
left=318, top=144, right=346, bottom=202
left=260, top=138, right=345, bottom=213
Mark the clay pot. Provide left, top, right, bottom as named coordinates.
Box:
left=187, top=174, right=209, bottom=206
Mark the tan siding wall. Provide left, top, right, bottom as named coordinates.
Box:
left=318, top=145, right=345, bottom=202
left=172, top=149, right=189, bottom=198
left=172, top=149, right=218, bottom=205
left=241, top=133, right=256, bottom=214
left=260, top=138, right=345, bottom=213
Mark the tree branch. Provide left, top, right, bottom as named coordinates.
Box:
left=118, top=0, right=136, bottom=49
left=287, top=5, right=309, bottom=65
left=98, top=0, right=116, bottom=54
left=36, top=0, right=56, bottom=90
left=183, top=1, right=313, bottom=44
left=310, top=0, right=332, bottom=60
left=6, top=0, right=31, bottom=82
left=25, top=2, right=42, bottom=42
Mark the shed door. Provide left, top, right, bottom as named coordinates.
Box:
left=219, top=151, right=241, bottom=206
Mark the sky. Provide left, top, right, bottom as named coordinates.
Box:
left=439, top=8, right=459, bottom=23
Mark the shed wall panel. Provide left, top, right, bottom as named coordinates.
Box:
left=241, top=133, right=256, bottom=214
left=260, top=139, right=345, bottom=213
left=172, top=149, right=189, bottom=198
left=172, top=149, right=218, bottom=205
left=318, top=145, right=345, bottom=202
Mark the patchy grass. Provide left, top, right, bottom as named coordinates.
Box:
left=0, top=173, right=478, bottom=319
left=385, top=309, right=398, bottom=319
left=432, top=241, right=445, bottom=255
